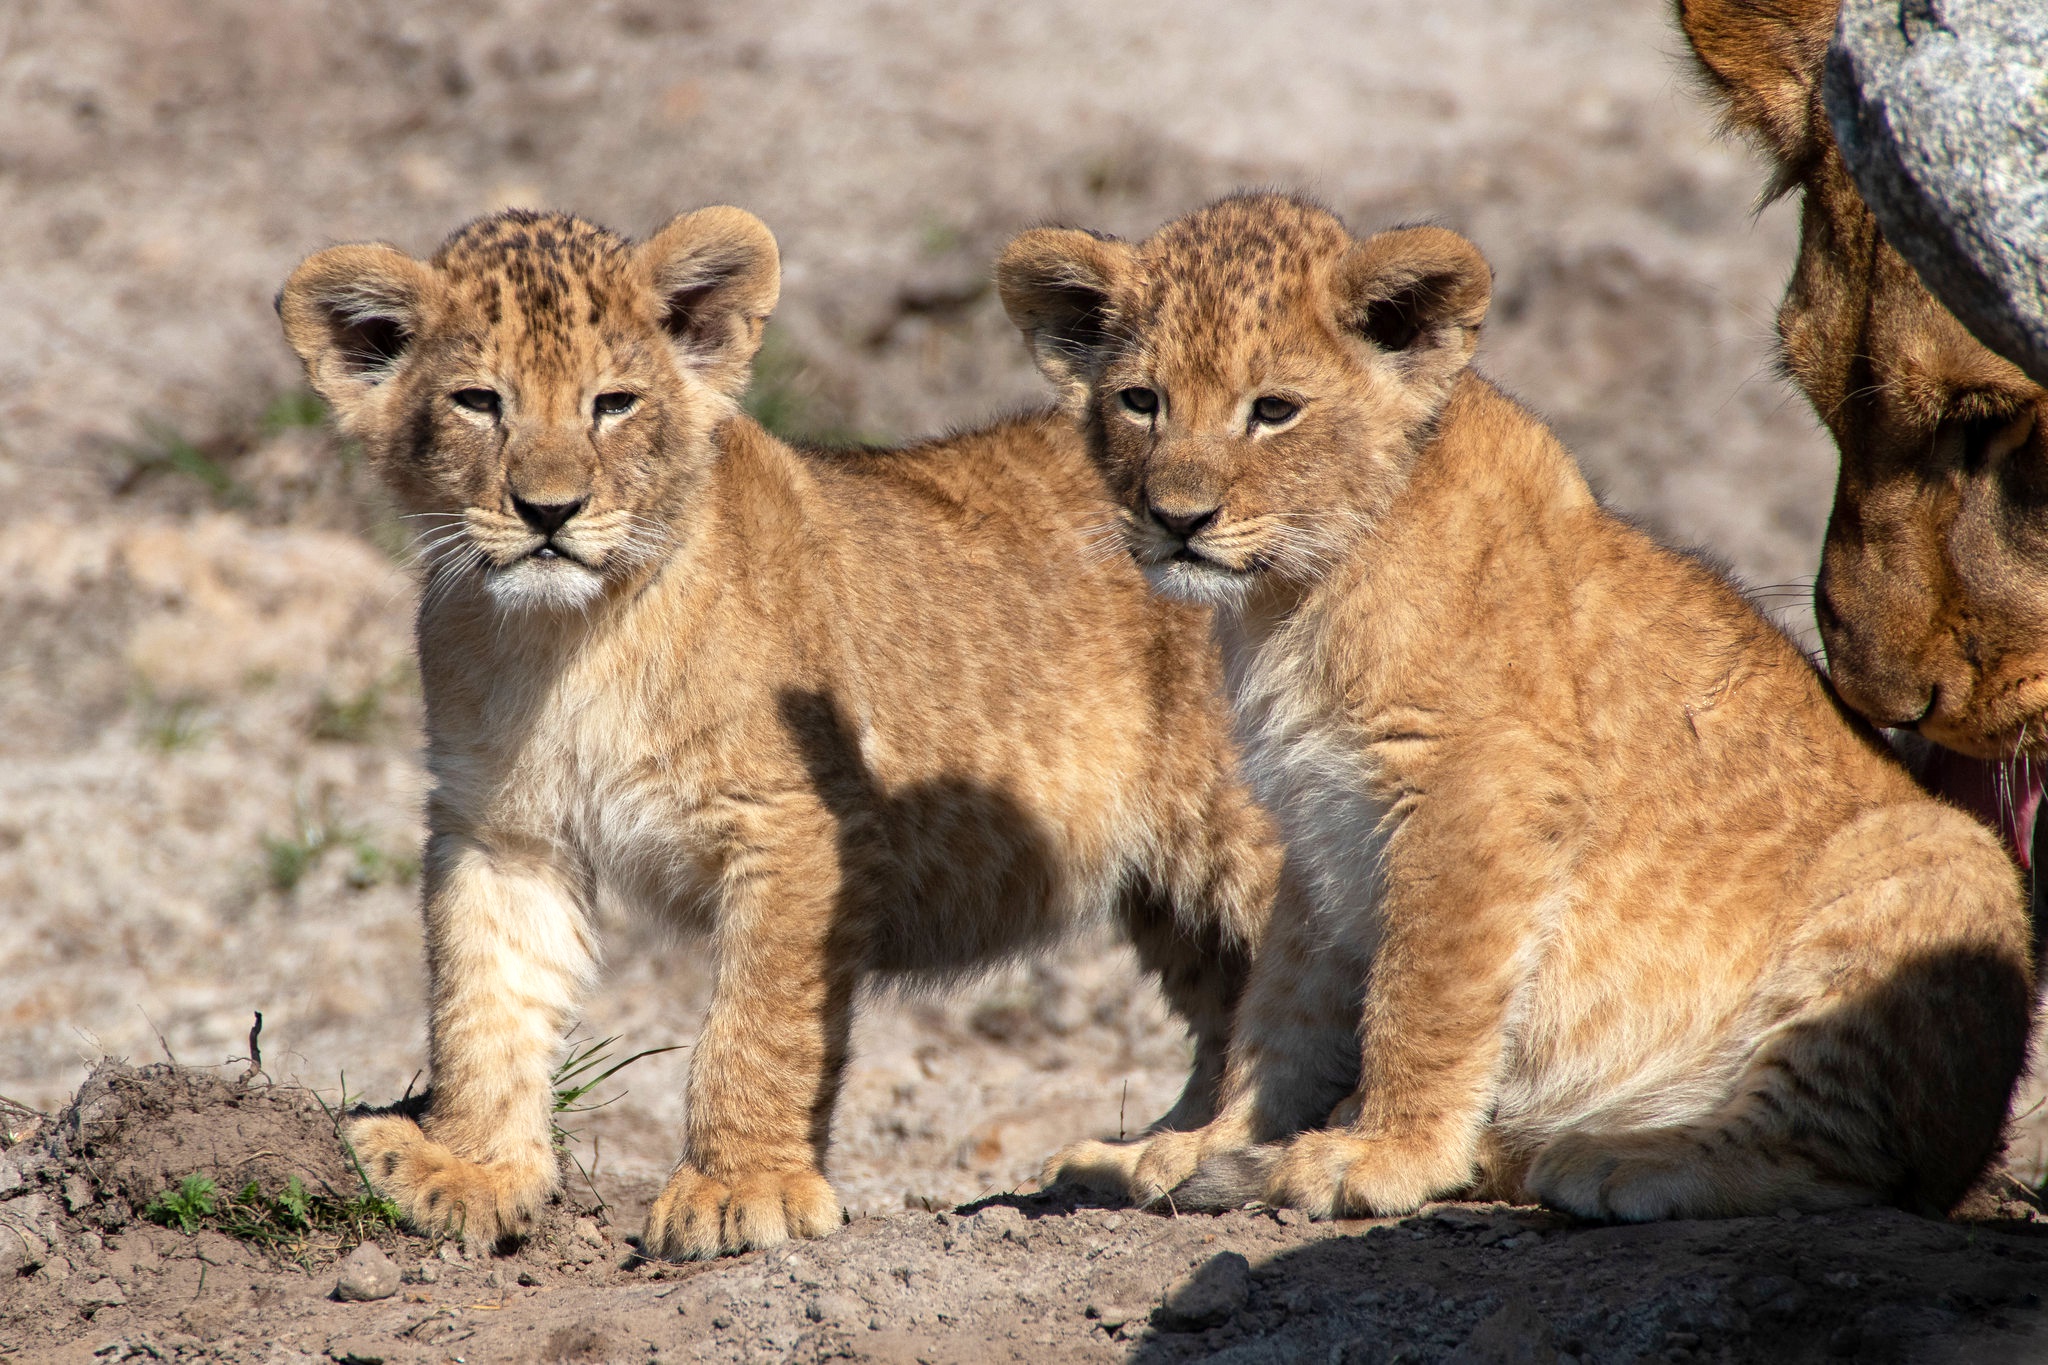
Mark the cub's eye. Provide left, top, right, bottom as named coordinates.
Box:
left=593, top=391, right=639, bottom=419
left=1251, top=396, right=1299, bottom=426
left=450, top=388, right=501, bottom=417
left=1119, top=387, right=1160, bottom=416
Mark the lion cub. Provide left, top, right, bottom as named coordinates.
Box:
left=277, top=207, right=1279, bottom=1258
left=998, top=194, right=2035, bottom=1220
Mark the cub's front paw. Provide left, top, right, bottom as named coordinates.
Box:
left=641, top=1165, right=840, bottom=1261
left=343, top=1114, right=558, bottom=1249
left=1041, top=1128, right=1216, bottom=1207
left=1264, top=1129, right=1444, bottom=1220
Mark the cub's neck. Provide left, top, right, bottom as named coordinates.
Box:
left=1216, top=372, right=1598, bottom=725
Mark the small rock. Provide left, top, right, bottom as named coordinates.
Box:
left=483, top=1269, right=504, bottom=1289
left=326, top=1337, right=388, bottom=1365
left=1087, top=1302, right=1145, bottom=1331
left=1445, top=1299, right=1558, bottom=1365
left=572, top=1216, right=604, bottom=1246
left=807, top=1291, right=865, bottom=1325
left=437, top=1241, right=463, bottom=1263
left=62, top=1174, right=94, bottom=1213
left=1736, top=1275, right=1807, bottom=1321
left=0, top=1161, right=25, bottom=1196
left=411, top=1262, right=438, bottom=1284
left=1274, top=1207, right=1307, bottom=1228
left=1775, top=1207, right=1801, bottom=1222
left=516, top=1269, right=542, bottom=1287
left=1154, top=1251, right=1251, bottom=1331
left=64, top=1274, right=126, bottom=1310
left=974, top=1205, right=1025, bottom=1238
left=333, top=1243, right=401, bottom=1302
left=711, top=1314, right=734, bottom=1330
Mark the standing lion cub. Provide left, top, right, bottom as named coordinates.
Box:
left=999, top=194, right=2035, bottom=1220
left=277, top=206, right=1279, bottom=1258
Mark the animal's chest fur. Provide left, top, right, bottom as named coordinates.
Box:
left=1224, top=631, right=1392, bottom=963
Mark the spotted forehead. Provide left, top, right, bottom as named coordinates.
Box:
left=430, top=210, right=644, bottom=367
left=1133, top=196, right=1351, bottom=365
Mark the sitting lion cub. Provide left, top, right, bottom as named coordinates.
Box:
left=997, top=194, right=2035, bottom=1220
left=277, top=206, right=1279, bottom=1258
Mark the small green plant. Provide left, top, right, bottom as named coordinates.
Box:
left=310, top=687, right=383, bottom=744
left=140, top=696, right=208, bottom=753
left=119, top=420, right=251, bottom=507
left=143, top=1170, right=400, bottom=1252
left=144, top=1174, right=218, bottom=1233
left=263, top=813, right=417, bottom=893
left=550, top=1035, right=683, bottom=1147
left=741, top=328, right=872, bottom=446
left=261, top=389, right=329, bottom=435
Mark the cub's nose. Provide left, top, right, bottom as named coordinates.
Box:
left=513, top=495, right=587, bottom=535
left=1150, top=504, right=1220, bottom=539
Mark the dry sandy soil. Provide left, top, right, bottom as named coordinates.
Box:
left=3, top=0, right=2046, bottom=1360
left=5, top=1064, right=2048, bottom=1364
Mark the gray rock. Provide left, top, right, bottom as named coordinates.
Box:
left=806, top=1290, right=866, bottom=1325
left=1826, top=0, right=2048, bottom=384
left=1154, top=1250, right=1251, bottom=1331
left=332, top=1242, right=401, bottom=1302
left=1444, top=1299, right=1559, bottom=1365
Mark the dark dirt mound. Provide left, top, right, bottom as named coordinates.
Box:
left=5, top=1063, right=2048, bottom=1363
left=25, top=1063, right=355, bottom=1229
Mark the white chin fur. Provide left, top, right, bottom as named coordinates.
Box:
left=484, top=557, right=607, bottom=612
left=1141, top=559, right=1254, bottom=611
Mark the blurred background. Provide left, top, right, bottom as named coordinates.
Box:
left=2, top=0, right=1902, bottom=1210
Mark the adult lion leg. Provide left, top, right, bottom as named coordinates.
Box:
left=346, top=837, right=596, bottom=1249
left=642, top=827, right=853, bottom=1261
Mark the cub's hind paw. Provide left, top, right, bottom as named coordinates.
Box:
left=641, top=1165, right=840, bottom=1261
left=1526, top=1128, right=1865, bottom=1222
left=342, top=1113, right=556, bottom=1250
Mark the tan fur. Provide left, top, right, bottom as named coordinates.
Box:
left=277, top=207, right=1279, bottom=1258
left=1679, top=0, right=2048, bottom=760
left=1000, top=194, right=2035, bottom=1221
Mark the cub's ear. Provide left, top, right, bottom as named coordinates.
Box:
left=996, top=229, right=1139, bottom=408
left=1676, top=0, right=1835, bottom=169
left=638, top=206, right=781, bottom=402
left=277, top=243, right=436, bottom=423
left=1333, top=226, right=1491, bottom=383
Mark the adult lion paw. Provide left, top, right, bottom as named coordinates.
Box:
left=342, top=1114, right=556, bottom=1250
left=640, top=1165, right=840, bottom=1261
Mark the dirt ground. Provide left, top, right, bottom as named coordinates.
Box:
left=5, top=0, right=2048, bottom=1360
left=7, top=1064, right=2048, bottom=1365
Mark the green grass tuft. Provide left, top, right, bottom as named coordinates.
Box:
left=550, top=1035, right=683, bottom=1148
left=263, top=813, right=417, bottom=894
left=120, top=420, right=252, bottom=507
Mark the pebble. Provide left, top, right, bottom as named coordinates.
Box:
left=1274, top=1207, right=1307, bottom=1228
left=807, top=1290, right=866, bottom=1325
left=333, top=1243, right=401, bottom=1302
left=1154, top=1251, right=1250, bottom=1330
